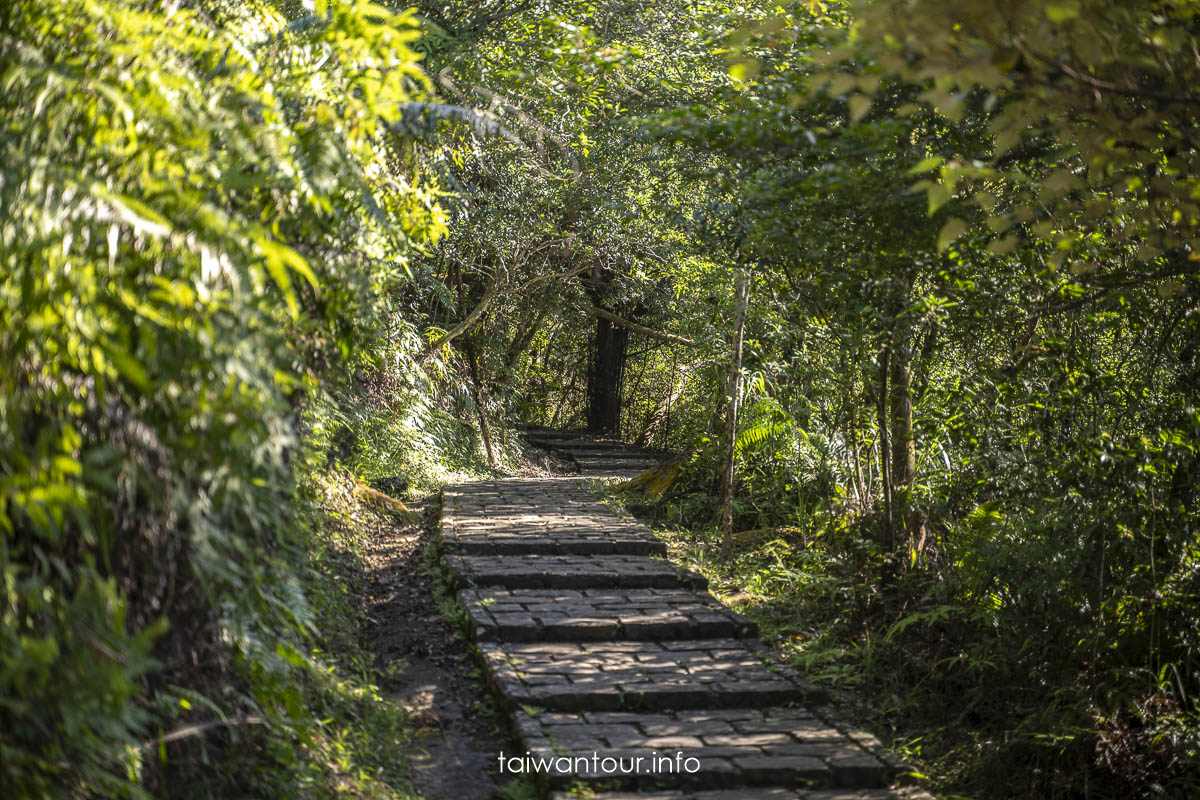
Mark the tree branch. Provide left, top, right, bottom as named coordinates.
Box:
left=578, top=305, right=696, bottom=346
left=419, top=277, right=502, bottom=363
left=1018, top=45, right=1200, bottom=106
left=420, top=264, right=590, bottom=363
left=140, top=716, right=266, bottom=750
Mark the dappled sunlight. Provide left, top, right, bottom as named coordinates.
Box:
left=3, top=0, right=1196, bottom=797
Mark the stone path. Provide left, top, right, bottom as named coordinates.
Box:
left=522, top=426, right=671, bottom=478
left=441, top=441, right=932, bottom=799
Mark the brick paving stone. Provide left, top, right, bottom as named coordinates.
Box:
left=446, top=553, right=707, bottom=590
left=442, top=465, right=932, bottom=799
left=575, top=457, right=664, bottom=471
left=550, top=791, right=936, bottom=800
left=536, top=439, right=641, bottom=451
left=460, top=587, right=757, bottom=642
left=478, top=640, right=824, bottom=711
left=514, top=707, right=894, bottom=791
left=443, top=480, right=668, bottom=556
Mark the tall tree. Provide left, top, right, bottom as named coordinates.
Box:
left=720, top=266, right=751, bottom=553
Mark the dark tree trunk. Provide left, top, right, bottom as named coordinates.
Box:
left=586, top=313, right=629, bottom=434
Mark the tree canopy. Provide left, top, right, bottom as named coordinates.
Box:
left=1, top=0, right=1197, bottom=797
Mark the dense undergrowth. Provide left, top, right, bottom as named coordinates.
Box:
left=5, top=0, right=1199, bottom=797
left=0, top=0, right=498, bottom=796
left=618, top=468, right=1200, bottom=800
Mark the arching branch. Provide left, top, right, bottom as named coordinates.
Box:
left=578, top=306, right=696, bottom=347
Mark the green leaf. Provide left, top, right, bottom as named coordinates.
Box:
left=927, top=184, right=951, bottom=215
left=256, top=236, right=318, bottom=319
left=728, top=60, right=760, bottom=81
left=1045, top=2, right=1080, bottom=22
left=908, top=156, right=945, bottom=175
left=847, top=94, right=872, bottom=123
left=937, top=218, right=968, bottom=250
left=98, top=338, right=152, bottom=394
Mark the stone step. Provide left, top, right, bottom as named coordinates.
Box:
left=461, top=587, right=757, bottom=642
left=446, top=553, right=708, bottom=590
left=538, top=439, right=638, bottom=451
left=574, top=457, right=663, bottom=470
left=519, top=427, right=589, bottom=439
left=445, top=479, right=627, bottom=512
left=440, top=477, right=930, bottom=798
left=444, top=480, right=665, bottom=555
left=445, top=534, right=665, bottom=556
left=551, top=789, right=935, bottom=800
left=443, top=520, right=665, bottom=556
left=480, top=639, right=825, bottom=712
left=565, top=448, right=666, bottom=460
left=579, top=468, right=655, bottom=480
left=513, top=707, right=898, bottom=791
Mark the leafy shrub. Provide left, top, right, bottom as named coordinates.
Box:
left=0, top=0, right=445, bottom=794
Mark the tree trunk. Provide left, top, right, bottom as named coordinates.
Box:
left=464, top=336, right=496, bottom=468
left=586, top=313, right=629, bottom=434
left=452, top=262, right=495, bottom=467
left=875, top=341, right=894, bottom=552
left=719, top=268, right=751, bottom=557
left=549, top=370, right=578, bottom=427
left=503, top=307, right=547, bottom=373
left=889, top=335, right=915, bottom=496
left=890, top=332, right=924, bottom=556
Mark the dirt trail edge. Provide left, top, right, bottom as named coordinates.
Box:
left=365, top=500, right=509, bottom=799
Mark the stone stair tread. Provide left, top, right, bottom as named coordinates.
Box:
left=444, top=481, right=665, bottom=555
left=461, top=587, right=757, bottom=642
left=440, top=473, right=930, bottom=799
left=479, top=639, right=825, bottom=711
left=580, top=469, right=655, bottom=479
left=445, top=481, right=642, bottom=515
left=576, top=460, right=663, bottom=470
left=443, top=520, right=665, bottom=556
left=519, top=426, right=589, bottom=438
left=447, top=553, right=707, bottom=590
left=515, top=707, right=895, bottom=790
left=565, top=449, right=666, bottom=459
left=446, top=535, right=665, bottom=556
left=551, top=789, right=935, bottom=800
left=536, top=439, right=637, bottom=450
left=573, top=453, right=662, bottom=465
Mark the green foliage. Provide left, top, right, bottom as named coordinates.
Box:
left=466, top=1, right=1199, bottom=795
left=836, top=0, right=1200, bottom=266
left=0, top=0, right=446, bottom=795
left=4, top=0, right=1198, bottom=796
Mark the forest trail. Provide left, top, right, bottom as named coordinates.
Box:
left=521, top=426, right=673, bottom=479
left=441, top=434, right=934, bottom=800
